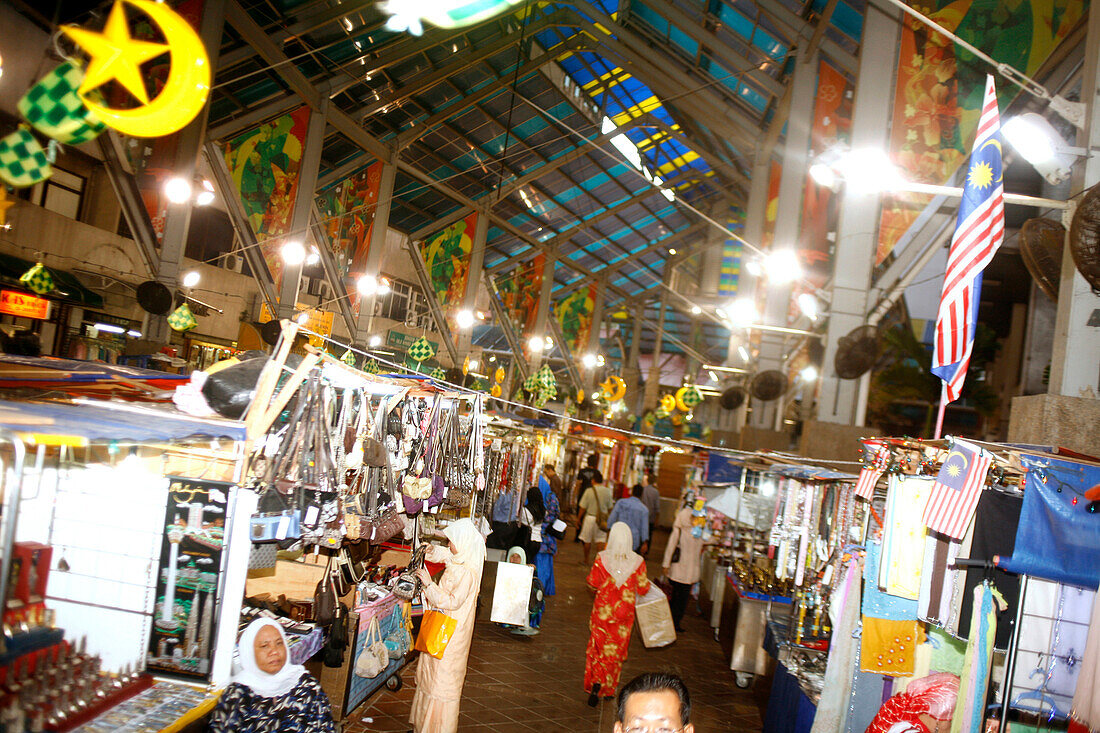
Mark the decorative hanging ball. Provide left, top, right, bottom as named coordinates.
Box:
left=0, top=127, right=52, bottom=188
left=490, top=384, right=502, bottom=398
left=407, top=336, right=435, bottom=362
left=659, top=394, right=677, bottom=413
left=430, top=367, right=447, bottom=380
left=18, top=62, right=105, bottom=145
left=341, top=349, right=357, bottom=366
left=462, top=355, right=470, bottom=376
left=494, top=366, right=505, bottom=383
left=61, top=0, right=212, bottom=138
left=166, top=302, right=197, bottom=332
left=19, top=262, right=54, bottom=295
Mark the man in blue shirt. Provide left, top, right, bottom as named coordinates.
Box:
left=607, top=484, right=650, bottom=554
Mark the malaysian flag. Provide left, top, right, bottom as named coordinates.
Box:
left=922, top=439, right=993, bottom=539
left=932, top=75, right=1005, bottom=402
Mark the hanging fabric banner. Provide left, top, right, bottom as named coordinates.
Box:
left=495, top=253, right=544, bottom=353
left=718, top=238, right=741, bottom=297
left=1000, top=454, right=1100, bottom=589
left=878, top=0, right=1083, bottom=264
left=553, top=283, right=596, bottom=355
left=419, top=212, right=477, bottom=311
left=222, top=105, right=312, bottom=286
left=315, top=161, right=383, bottom=280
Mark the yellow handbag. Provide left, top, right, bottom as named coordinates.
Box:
left=414, top=609, right=457, bottom=659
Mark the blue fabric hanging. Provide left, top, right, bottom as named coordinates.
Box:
left=999, top=454, right=1100, bottom=590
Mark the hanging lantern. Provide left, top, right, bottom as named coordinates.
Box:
left=18, top=62, right=105, bottom=145
left=659, top=394, right=677, bottom=413
left=0, top=128, right=51, bottom=188
left=19, top=262, right=54, bottom=295
left=407, top=336, right=435, bottom=362
left=494, top=366, right=505, bottom=383
left=61, top=0, right=212, bottom=138
left=166, top=302, right=197, bottom=332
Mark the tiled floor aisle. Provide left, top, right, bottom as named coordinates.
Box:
left=344, top=528, right=768, bottom=732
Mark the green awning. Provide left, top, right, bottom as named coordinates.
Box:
left=0, top=253, right=105, bottom=308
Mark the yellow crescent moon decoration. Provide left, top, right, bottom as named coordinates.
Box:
left=659, top=394, right=676, bottom=413
left=63, top=0, right=211, bottom=138
left=675, top=386, right=692, bottom=413
left=600, top=375, right=626, bottom=402
left=945, top=450, right=969, bottom=472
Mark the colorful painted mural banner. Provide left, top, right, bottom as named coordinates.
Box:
left=419, top=211, right=477, bottom=310
left=553, top=283, right=596, bottom=355
left=315, top=162, right=383, bottom=279
left=223, top=105, right=312, bottom=286
left=878, top=0, right=1083, bottom=264
left=495, top=253, right=545, bottom=346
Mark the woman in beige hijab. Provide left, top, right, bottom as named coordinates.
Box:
left=583, top=522, right=651, bottom=706
left=409, top=518, right=486, bottom=733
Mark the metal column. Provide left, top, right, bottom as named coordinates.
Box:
left=816, top=2, right=900, bottom=425
left=278, top=101, right=328, bottom=319
left=528, top=252, right=557, bottom=371
left=1050, top=6, right=1100, bottom=397
left=458, top=210, right=490, bottom=358
left=750, top=47, right=818, bottom=429
left=356, top=159, right=398, bottom=344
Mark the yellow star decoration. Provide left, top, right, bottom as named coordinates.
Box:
left=945, top=463, right=962, bottom=478
left=968, top=161, right=994, bottom=190
left=0, top=188, right=14, bottom=227
left=63, top=0, right=169, bottom=105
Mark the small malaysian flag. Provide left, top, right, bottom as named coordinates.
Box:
left=922, top=439, right=993, bottom=539
left=854, top=467, right=884, bottom=501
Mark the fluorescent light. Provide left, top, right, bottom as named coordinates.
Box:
left=727, top=299, right=758, bottom=325
left=377, top=278, right=391, bottom=295
left=305, top=248, right=320, bottom=266
left=456, top=310, right=475, bottom=329
left=164, top=177, right=192, bottom=204
left=797, top=293, right=819, bottom=320
left=195, top=190, right=215, bottom=206
left=357, top=275, right=378, bottom=295
left=468, top=359, right=479, bottom=371
left=182, top=270, right=200, bottom=288
left=703, top=364, right=749, bottom=374
left=764, top=250, right=801, bottom=284
left=1002, top=114, right=1057, bottom=164
left=745, top=260, right=763, bottom=277
left=93, top=323, right=126, bottom=334
left=369, top=335, right=383, bottom=347
left=708, top=370, right=719, bottom=383
left=281, top=241, right=306, bottom=265
left=668, top=248, right=677, bottom=255
left=126, top=329, right=142, bottom=338
left=738, top=346, right=749, bottom=362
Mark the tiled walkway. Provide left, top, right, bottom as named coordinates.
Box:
left=344, top=529, right=768, bottom=732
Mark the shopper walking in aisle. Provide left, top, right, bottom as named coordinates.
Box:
left=584, top=522, right=652, bottom=707
left=542, top=463, right=564, bottom=505
left=578, top=473, right=614, bottom=565
left=533, top=474, right=560, bottom=596
left=640, top=472, right=660, bottom=556
left=614, top=672, right=694, bottom=733
left=409, top=518, right=486, bottom=733
left=209, top=618, right=336, bottom=732
left=607, top=484, right=650, bottom=555
left=662, top=498, right=705, bottom=633
left=573, top=453, right=603, bottom=542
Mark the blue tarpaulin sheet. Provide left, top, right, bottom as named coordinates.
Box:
left=0, top=399, right=246, bottom=443
left=706, top=453, right=743, bottom=484
left=999, top=454, right=1100, bottom=589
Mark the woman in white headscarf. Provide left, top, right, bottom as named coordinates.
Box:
left=583, top=521, right=651, bottom=706
left=209, top=618, right=335, bottom=732
left=409, top=518, right=486, bottom=733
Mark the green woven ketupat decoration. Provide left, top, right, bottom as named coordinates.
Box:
left=341, top=349, right=357, bottom=366
left=19, top=262, right=54, bottom=295
left=430, top=367, right=446, bottom=380
left=363, top=359, right=380, bottom=374
left=407, top=336, right=435, bottom=362
left=654, top=407, right=669, bottom=419
left=471, top=379, right=484, bottom=391
left=522, top=374, right=539, bottom=393
left=18, top=62, right=105, bottom=145
left=167, top=302, right=197, bottom=332
left=681, top=385, right=703, bottom=409
left=536, top=364, right=556, bottom=392
left=0, top=128, right=51, bottom=188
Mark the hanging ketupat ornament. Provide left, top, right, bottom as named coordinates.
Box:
left=676, top=385, right=703, bottom=412
left=407, top=336, right=435, bottom=362
left=62, top=0, right=211, bottom=138
left=166, top=302, right=197, bottom=332
left=19, top=262, right=54, bottom=295
left=430, top=367, right=447, bottom=380
left=0, top=128, right=51, bottom=188
left=18, top=61, right=105, bottom=145
left=380, top=0, right=526, bottom=36
left=659, top=394, right=677, bottom=413
left=363, top=359, right=380, bottom=375
left=341, top=349, right=357, bottom=366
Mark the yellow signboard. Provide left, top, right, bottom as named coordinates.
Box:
left=0, top=290, right=50, bottom=319
left=259, top=303, right=334, bottom=348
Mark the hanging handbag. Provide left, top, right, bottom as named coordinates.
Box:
left=414, top=610, right=457, bottom=659
left=384, top=603, right=413, bottom=660
left=393, top=544, right=429, bottom=601
left=313, top=558, right=337, bottom=625
left=322, top=602, right=349, bottom=667
left=353, top=616, right=389, bottom=678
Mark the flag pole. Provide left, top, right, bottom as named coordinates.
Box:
left=933, top=383, right=948, bottom=440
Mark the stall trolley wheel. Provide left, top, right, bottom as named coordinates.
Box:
left=734, top=672, right=754, bottom=689
left=385, top=674, right=403, bottom=692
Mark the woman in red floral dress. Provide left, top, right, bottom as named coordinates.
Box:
left=583, top=521, right=651, bottom=705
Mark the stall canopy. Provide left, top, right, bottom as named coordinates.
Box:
left=0, top=399, right=246, bottom=443
left=0, top=355, right=188, bottom=398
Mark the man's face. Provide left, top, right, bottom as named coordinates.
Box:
left=614, top=690, right=692, bottom=733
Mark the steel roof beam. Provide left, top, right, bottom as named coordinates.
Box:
left=629, top=0, right=785, bottom=99
left=218, top=3, right=381, bottom=69
left=747, top=0, right=857, bottom=73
